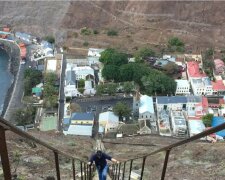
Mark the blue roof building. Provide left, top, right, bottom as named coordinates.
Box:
left=212, top=116, right=225, bottom=137
left=63, top=112, right=94, bottom=136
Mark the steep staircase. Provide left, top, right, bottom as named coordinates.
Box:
left=1, top=116, right=225, bottom=179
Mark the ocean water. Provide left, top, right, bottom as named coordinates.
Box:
left=0, top=49, right=13, bottom=115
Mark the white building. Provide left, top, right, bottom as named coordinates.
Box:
left=191, top=77, right=213, bottom=96
left=156, top=96, right=187, bottom=112
left=186, top=96, right=207, bottom=117
left=88, top=48, right=105, bottom=57
left=87, top=56, right=100, bottom=66
left=188, top=119, right=206, bottom=138
left=163, top=54, right=176, bottom=63
left=64, top=63, right=95, bottom=97
left=170, top=111, right=187, bottom=137
left=74, top=66, right=95, bottom=81
left=99, top=111, right=119, bottom=133
left=138, top=95, right=157, bottom=133
left=175, top=80, right=190, bottom=95
left=187, top=61, right=213, bottom=96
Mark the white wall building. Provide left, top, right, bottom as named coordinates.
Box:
left=191, top=77, right=213, bottom=96
left=175, top=80, right=190, bottom=95
left=74, top=66, right=94, bottom=81
left=99, top=111, right=119, bottom=133
left=156, top=96, right=187, bottom=112
left=187, top=61, right=213, bottom=96
left=138, top=95, right=157, bottom=133
left=170, top=111, right=187, bottom=137
left=88, top=48, right=105, bottom=57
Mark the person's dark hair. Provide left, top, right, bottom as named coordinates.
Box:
left=97, top=150, right=102, bottom=157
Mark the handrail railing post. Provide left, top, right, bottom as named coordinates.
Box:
left=122, top=162, right=126, bottom=180
left=140, top=156, right=146, bottom=180
left=80, top=161, right=83, bottom=180
left=117, top=163, right=121, bottom=180
left=54, top=151, right=61, bottom=180
left=115, top=164, right=118, bottom=179
left=0, top=127, right=11, bottom=180
left=161, top=149, right=171, bottom=180
left=88, top=165, right=92, bottom=180
left=72, top=159, right=76, bottom=180
left=84, top=163, right=86, bottom=180
left=112, top=164, right=115, bottom=179
left=128, top=160, right=133, bottom=180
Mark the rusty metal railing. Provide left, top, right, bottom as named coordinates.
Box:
left=109, top=122, right=225, bottom=180
left=0, top=117, right=95, bottom=180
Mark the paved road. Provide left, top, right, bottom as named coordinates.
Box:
left=58, top=53, right=66, bottom=131
left=4, top=64, right=25, bottom=122
left=3, top=41, right=25, bottom=122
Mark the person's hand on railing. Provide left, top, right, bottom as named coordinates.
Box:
left=111, top=158, right=120, bottom=164
left=87, top=162, right=92, bottom=166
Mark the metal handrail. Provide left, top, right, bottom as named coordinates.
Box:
left=121, top=122, right=225, bottom=162
left=109, top=122, right=225, bottom=180
left=0, top=117, right=86, bottom=163
left=0, top=117, right=94, bottom=180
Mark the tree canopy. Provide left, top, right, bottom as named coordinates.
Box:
left=102, top=65, right=120, bottom=82
left=202, top=114, right=213, bottom=127
left=163, top=62, right=180, bottom=76
left=141, top=70, right=177, bottom=95
left=43, top=73, right=58, bottom=108
left=113, top=102, right=131, bottom=121
left=13, top=107, right=36, bottom=126
left=99, top=48, right=128, bottom=66
left=123, top=82, right=134, bottom=94
left=134, top=47, right=155, bottom=62
left=167, top=37, right=185, bottom=52
left=24, top=69, right=42, bottom=96
left=202, top=48, right=215, bottom=78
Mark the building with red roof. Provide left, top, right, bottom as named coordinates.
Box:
left=187, top=61, right=213, bottom=95
left=212, top=80, right=225, bottom=94
left=187, top=61, right=206, bottom=78
left=214, top=59, right=225, bottom=75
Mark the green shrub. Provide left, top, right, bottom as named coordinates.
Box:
left=80, top=27, right=92, bottom=35
left=93, top=29, right=99, bottom=34
left=73, top=32, right=78, bottom=38
left=107, top=29, right=118, bottom=36
left=83, top=41, right=89, bottom=46
left=43, top=35, right=55, bottom=44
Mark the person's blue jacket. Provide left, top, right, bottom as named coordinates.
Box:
left=89, top=152, right=112, bottom=170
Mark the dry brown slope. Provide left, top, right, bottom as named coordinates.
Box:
left=1, top=1, right=225, bottom=49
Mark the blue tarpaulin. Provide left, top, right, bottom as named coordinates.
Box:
left=0, top=31, right=11, bottom=35
left=212, top=116, right=225, bottom=137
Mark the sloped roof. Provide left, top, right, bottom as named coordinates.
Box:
left=187, top=95, right=202, bottom=103
left=117, top=124, right=139, bottom=135
left=66, top=70, right=76, bottom=85
left=187, top=61, right=206, bottom=78
left=188, top=120, right=205, bottom=135
left=139, top=95, right=154, bottom=114
left=157, top=96, right=187, bottom=104
left=99, top=112, right=119, bottom=125
left=212, top=80, right=225, bottom=91
left=212, top=117, right=225, bottom=137
left=175, top=79, right=189, bottom=87
left=71, top=112, right=94, bottom=121
left=64, top=125, right=93, bottom=136
left=214, top=59, right=224, bottom=68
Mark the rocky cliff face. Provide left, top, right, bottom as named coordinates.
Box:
left=1, top=1, right=225, bottom=48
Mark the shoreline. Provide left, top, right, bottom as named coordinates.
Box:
left=0, top=41, right=20, bottom=117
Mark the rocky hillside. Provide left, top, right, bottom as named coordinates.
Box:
left=1, top=1, right=225, bottom=50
